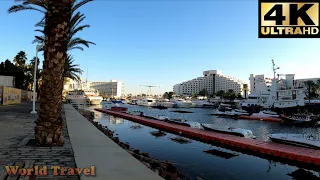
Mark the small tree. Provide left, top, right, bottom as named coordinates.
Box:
left=198, top=88, right=209, bottom=97
left=216, top=90, right=225, bottom=99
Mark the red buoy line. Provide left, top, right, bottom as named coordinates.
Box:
left=94, top=108, right=320, bottom=170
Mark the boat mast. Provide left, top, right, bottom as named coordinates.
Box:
left=271, top=59, right=279, bottom=79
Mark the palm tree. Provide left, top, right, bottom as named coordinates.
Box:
left=243, top=84, right=249, bottom=99
left=216, top=90, right=225, bottom=99
left=64, top=54, right=83, bottom=81
left=8, top=0, right=93, bottom=146
left=13, top=51, right=28, bottom=68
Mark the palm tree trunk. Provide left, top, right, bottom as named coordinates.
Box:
left=35, top=0, right=73, bottom=146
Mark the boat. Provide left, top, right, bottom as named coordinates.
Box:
left=251, top=111, right=280, bottom=118
left=201, top=123, right=256, bottom=138
left=192, top=100, right=214, bottom=108
left=212, top=108, right=249, bottom=117
left=130, top=99, right=138, bottom=105
left=171, top=98, right=192, bottom=108
left=156, top=99, right=174, bottom=108
left=65, top=90, right=90, bottom=106
left=280, top=114, right=320, bottom=127
left=217, top=103, right=233, bottom=112
left=269, top=133, right=320, bottom=149
left=136, top=98, right=157, bottom=107
left=157, top=115, right=202, bottom=128
left=83, top=89, right=103, bottom=105
left=241, top=60, right=307, bottom=111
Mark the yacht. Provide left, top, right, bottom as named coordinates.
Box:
left=65, top=90, right=90, bottom=108
left=83, top=89, right=103, bottom=105
left=156, top=99, right=174, bottom=108
left=136, top=98, right=157, bottom=107
left=171, top=98, right=192, bottom=108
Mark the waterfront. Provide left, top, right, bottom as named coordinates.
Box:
left=90, top=103, right=320, bottom=180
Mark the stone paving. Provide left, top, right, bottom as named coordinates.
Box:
left=0, top=102, right=79, bottom=180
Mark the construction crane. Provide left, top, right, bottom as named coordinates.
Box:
left=140, top=85, right=160, bottom=97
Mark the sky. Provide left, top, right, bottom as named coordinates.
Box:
left=0, top=0, right=319, bottom=95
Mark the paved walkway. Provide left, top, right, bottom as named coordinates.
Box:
left=64, top=104, right=163, bottom=180
left=0, top=102, right=78, bottom=180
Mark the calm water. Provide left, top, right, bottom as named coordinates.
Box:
left=89, top=103, right=320, bottom=180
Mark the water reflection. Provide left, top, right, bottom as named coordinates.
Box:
left=203, top=149, right=239, bottom=159
left=170, top=136, right=192, bottom=144
left=150, top=130, right=167, bottom=138
left=287, top=169, right=320, bottom=180
left=109, top=116, right=124, bottom=124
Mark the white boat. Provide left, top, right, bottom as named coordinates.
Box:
left=65, top=90, right=90, bottom=109
left=83, top=89, right=103, bottom=105
left=251, top=111, right=279, bottom=118
left=201, top=123, right=256, bottom=139
left=212, top=109, right=249, bottom=116
left=192, top=100, right=214, bottom=108
left=156, top=99, right=174, bottom=108
left=241, top=59, right=307, bottom=109
left=171, top=98, right=192, bottom=108
left=136, top=98, right=157, bottom=107
left=157, top=115, right=202, bottom=128
left=269, top=133, right=320, bottom=149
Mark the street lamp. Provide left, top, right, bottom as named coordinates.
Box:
left=30, top=44, right=44, bottom=114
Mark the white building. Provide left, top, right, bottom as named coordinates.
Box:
left=173, top=70, right=245, bottom=96
left=294, top=77, right=320, bottom=88
left=250, top=74, right=320, bottom=94
left=90, top=80, right=124, bottom=98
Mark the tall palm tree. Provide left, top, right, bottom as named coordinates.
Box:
left=64, top=54, right=83, bottom=81
left=8, top=0, right=93, bottom=146
left=243, top=84, right=249, bottom=99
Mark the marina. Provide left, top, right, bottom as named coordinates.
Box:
left=94, top=107, right=320, bottom=169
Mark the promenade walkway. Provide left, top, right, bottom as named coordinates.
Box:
left=64, top=104, right=163, bottom=180
left=0, top=102, right=78, bottom=180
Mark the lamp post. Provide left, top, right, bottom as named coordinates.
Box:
left=30, top=44, right=43, bottom=114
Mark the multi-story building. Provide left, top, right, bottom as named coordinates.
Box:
left=173, top=70, right=245, bottom=96
left=90, top=80, right=124, bottom=98
left=294, top=77, right=320, bottom=88
left=250, top=74, right=320, bottom=94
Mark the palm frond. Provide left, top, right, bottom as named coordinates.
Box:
left=8, top=5, right=45, bottom=13
left=22, top=0, right=48, bottom=10
left=35, top=16, right=45, bottom=27
left=68, top=46, right=84, bottom=51
left=69, top=37, right=96, bottom=48
left=72, top=0, right=93, bottom=13
left=70, top=24, right=90, bottom=37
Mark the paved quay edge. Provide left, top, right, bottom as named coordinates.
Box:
left=64, top=104, right=164, bottom=180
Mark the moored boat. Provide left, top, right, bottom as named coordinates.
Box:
left=269, top=133, right=320, bottom=149
left=280, top=114, right=320, bottom=127
left=201, top=123, right=256, bottom=138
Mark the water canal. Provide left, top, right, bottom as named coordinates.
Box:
left=89, top=103, right=320, bottom=180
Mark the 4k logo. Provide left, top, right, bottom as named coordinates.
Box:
left=259, top=0, right=320, bottom=38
